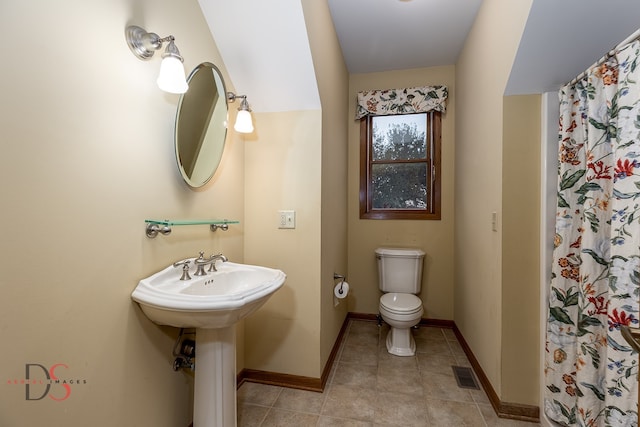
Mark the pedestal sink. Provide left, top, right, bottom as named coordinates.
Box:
left=132, top=259, right=286, bottom=427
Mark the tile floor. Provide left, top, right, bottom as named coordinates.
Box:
left=237, top=319, right=541, bottom=426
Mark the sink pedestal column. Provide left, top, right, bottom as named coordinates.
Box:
left=194, top=327, right=237, bottom=427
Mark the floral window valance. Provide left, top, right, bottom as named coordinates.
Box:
left=355, top=85, right=448, bottom=120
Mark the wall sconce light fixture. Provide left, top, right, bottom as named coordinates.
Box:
left=227, top=92, right=254, bottom=134
left=125, top=25, right=189, bottom=94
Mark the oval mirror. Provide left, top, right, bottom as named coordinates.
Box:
left=175, top=62, right=228, bottom=188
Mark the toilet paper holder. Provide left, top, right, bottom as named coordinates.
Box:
left=333, top=273, right=347, bottom=295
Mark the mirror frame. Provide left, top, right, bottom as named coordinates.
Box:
left=174, top=62, right=228, bottom=188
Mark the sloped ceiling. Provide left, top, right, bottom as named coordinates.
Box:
left=199, top=0, right=640, bottom=111
left=506, top=0, right=640, bottom=95
left=197, top=0, right=320, bottom=113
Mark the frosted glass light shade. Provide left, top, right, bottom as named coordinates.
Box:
left=234, top=109, right=254, bottom=133
left=157, top=56, right=188, bottom=94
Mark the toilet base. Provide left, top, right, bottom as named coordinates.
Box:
left=385, top=327, right=416, bottom=357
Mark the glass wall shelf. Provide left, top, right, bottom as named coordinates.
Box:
left=144, top=219, right=239, bottom=238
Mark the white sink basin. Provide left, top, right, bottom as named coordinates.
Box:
left=132, top=260, right=286, bottom=328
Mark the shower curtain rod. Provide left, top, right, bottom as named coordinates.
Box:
left=567, top=27, right=640, bottom=86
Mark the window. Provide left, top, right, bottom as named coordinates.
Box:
left=359, top=111, right=441, bottom=220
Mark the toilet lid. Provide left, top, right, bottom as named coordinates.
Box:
left=380, top=293, right=422, bottom=314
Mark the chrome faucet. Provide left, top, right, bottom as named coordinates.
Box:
left=208, top=253, right=228, bottom=272
left=194, top=252, right=228, bottom=275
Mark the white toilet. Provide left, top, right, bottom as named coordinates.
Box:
left=376, top=247, right=425, bottom=357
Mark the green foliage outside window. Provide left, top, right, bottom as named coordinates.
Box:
left=360, top=112, right=441, bottom=220
left=371, top=114, right=428, bottom=210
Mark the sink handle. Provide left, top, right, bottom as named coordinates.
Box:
left=172, top=260, right=192, bottom=281
left=172, top=259, right=191, bottom=268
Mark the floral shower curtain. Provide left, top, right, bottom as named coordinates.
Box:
left=545, top=40, right=640, bottom=426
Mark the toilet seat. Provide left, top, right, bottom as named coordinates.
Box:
left=379, top=293, right=423, bottom=356
left=380, top=293, right=422, bottom=315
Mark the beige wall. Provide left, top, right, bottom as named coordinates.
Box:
left=347, top=66, right=456, bottom=320
left=502, top=95, right=541, bottom=405
left=0, top=0, right=548, bottom=422
left=0, top=0, right=244, bottom=426
left=455, top=0, right=534, bottom=402
left=243, top=110, right=324, bottom=377
left=301, top=0, right=351, bottom=370
left=242, top=0, right=349, bottom=379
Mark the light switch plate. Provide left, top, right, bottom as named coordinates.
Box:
left=278, top=210, right=296, bottom=229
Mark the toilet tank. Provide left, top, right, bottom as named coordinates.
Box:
left=375, top=247, right=425, bottom=294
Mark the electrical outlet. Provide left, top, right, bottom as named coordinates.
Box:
left=278, top=210, right=295, bottom=229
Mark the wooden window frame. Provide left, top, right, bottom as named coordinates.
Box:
left=359, top=112, right=441, bottom=220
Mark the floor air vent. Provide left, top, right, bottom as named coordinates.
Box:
left=452, top=366, right=480, bottom=390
